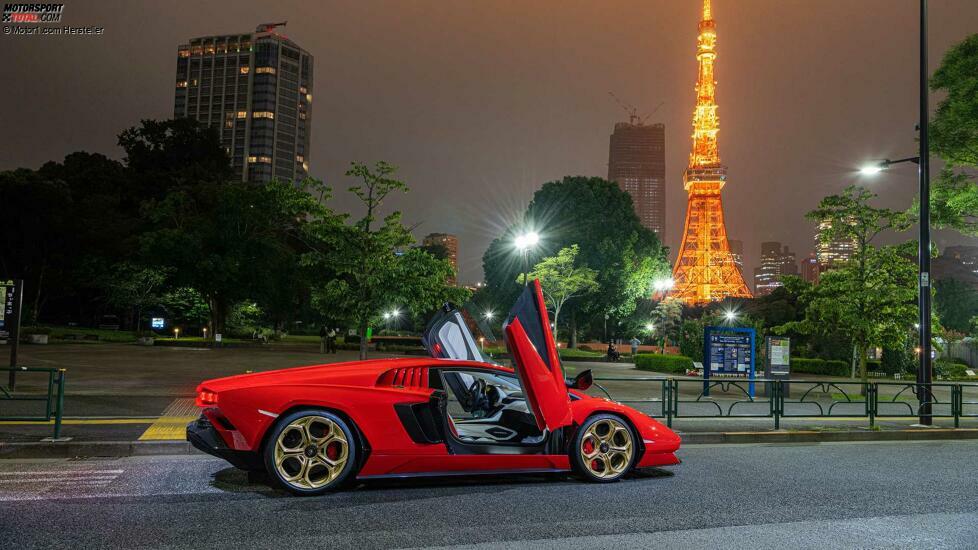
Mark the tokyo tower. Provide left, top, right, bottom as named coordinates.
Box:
left=670, top=0, right=752, bottom=305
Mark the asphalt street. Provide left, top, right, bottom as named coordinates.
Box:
left=2, top=440, right=978, bottom=549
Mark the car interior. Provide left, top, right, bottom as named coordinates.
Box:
left=433, top=369, right=545, bottom=445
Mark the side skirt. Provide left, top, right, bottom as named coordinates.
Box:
left=357, top=467, right=569, bottom=481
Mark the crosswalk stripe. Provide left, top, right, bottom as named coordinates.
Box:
left=139, top=399, right=198, bottom=441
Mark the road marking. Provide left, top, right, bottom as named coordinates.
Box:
left=0, top=470, right=123, bottom=476
left=139, top=398, right=198, bottom=441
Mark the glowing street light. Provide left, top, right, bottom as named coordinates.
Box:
left=483, top=310, right=495, bottom=321
left=174, top=327, right=180, bottom=340
left=645, top=323, right=655, bottom=332
left=653, top=277, right=675, bottom=293
left=515, top=230, right=541, bottom=287
left=723, top=310, right=739, bottom=324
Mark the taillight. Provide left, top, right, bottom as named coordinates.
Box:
left=196, top=389, right=219, bottom=407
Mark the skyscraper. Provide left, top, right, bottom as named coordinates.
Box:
left=422, top=233, right=459, bottom=286
left=174, top=23, right=313, bottom=183
left=800, top=253, right=820, bottom=285
left=608, top=121, right=666, bottom=238
left=753, top=242, right=798, bottom=296
left=727, top=239, right=744, bottom=270
left=815, top=220, right=857, bottom=267
left=670, top=0, right=752, bottom=305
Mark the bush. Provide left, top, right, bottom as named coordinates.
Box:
left=791, top=357, right=850, bottom=377
left=634, top=353, right=694, bottom=374
left=23, top=326, right=52, bottom=335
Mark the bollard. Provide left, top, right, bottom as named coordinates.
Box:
left=53, top=369, right=66, bottom=440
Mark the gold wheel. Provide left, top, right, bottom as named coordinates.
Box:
left=273, top=414, right=350, bottom=490
left=579, top=417, right=634, bottom=480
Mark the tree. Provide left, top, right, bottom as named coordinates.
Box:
left=303, top=162, right=468, bottom=359
left=483, top=176, right=669, bottom=345
left=777, top=187, right=916, bottom=383
left=929, top=33, right=978, bottom=235
left=651, top=298, right=683, bottom=352
left=935, top=278, right=978, bottom=333
left=520, top=245, right=598, bottom=341
left=97, top=262, right=170, bottom=332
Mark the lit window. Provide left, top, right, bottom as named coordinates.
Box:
left=296, top=155, right=304, bottom=163
left=236, top=111, right=247, bottom=119
left=247, top=156, right=257, bottom=163
left=190, top=46, right=202, bottom=55
left=178, top=49, right=190, bottom=58
left=253, top=111, right=274, bottom=119
left=255, top=67, right=276, bottom=75
left=298, top=112, right=307, bottom=120
left=190, top=79, right=198, bottom=87
left=299, top=86, right=307, bottom=94
left=305, top=93, right=313, bottom=103
left=239, top=66, right=250, bottom=74
left=176, top=80, right=188, bottom=88
left=254, top=155, right=272, bottom=164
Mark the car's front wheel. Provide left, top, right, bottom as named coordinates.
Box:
left=263, top=409, right=358, bottom=496
left=570, top=414, right=636, bottom=482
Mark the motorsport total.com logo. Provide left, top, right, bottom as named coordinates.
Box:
left=2, top=3, right=64, bottom=23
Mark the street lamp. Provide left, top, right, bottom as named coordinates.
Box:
left=174, top=327, right=180, bottom=340
left=653, top=277, right=675, bottom=294
left=483, top=310, right=494, bottom=321
left=645, top=323, right=655, bottom=333
left=723, top=310, right=738, bottom=324
left=856, top=0, right=931, bottom=425
left=514, top=231, right=540, bottom=286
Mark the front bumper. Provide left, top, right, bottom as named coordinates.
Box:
left=187, top=414, right=263, bottom=471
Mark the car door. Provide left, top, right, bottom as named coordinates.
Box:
left=503, top=280, right=573, bottom=432
left=422, top=304, right=487, bottom=363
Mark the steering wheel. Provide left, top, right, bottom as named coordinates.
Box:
left=467, top=378, right=491, bottom=417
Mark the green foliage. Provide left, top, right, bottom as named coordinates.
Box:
left=634, top=354, right=694, bottom=374
left=679, top=318, right=706, bottom=362
left=779, top=187, right=917, bottom=381
left=651, top=298, right=683, bottom=348
left=935, top=278, right=978, bottom=333
left=96, top=262, right=170, bottom=331
left=483, top=176, right=669, bottom=340
left=881, top=346, right=915, bottom=375
left=304, top=162, right=469, bottom=359
left=521, top=245, right=598, bottom=339
left=159, top=287, right=209, bottom=326
left=929, top=34, right=978, bottom=235
left=790, top=358, right=850, bottom=377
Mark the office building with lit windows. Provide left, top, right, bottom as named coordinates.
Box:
left=422, top=233, right=459, bottom=286
left=608, top=121, right=666, bottom=238
left=815, top=220, right=857, bottom=267
left=753, top=242, right=798, bottom=296
left=174, top=23, right=312, bottom=183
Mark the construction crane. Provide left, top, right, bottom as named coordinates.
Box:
left=608, top=92, right=664, bottom=125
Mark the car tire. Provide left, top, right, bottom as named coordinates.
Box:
left=263, top=409, right=359, bottom=496
left=569, top=414, right=637, bottom=483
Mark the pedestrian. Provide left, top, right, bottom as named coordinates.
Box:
left=319, top=325, right=328, bottom=354
left=630, top=336, right=641, bottom=358
left=327, top=327, right=337, bottom=354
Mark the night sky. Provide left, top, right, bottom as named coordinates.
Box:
left=3, top=0, right=978, bottom=283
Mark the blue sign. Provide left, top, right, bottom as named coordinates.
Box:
left=151, top=317, right=165, bottom=329
left=704, top=326, right=756, bottom=397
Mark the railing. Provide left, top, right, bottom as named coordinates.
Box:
left=0, top=367, right=66, bottom=439
left=591, top=376, right=978, bottom=430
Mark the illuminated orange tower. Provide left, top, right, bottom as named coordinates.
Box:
left=670, top=0, right=752, bottom=305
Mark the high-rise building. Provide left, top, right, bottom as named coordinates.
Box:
left=944, top=245, right=978, bottom=276
left=422, top=233, right=459, bottom=286
left=753, top=242, right=798, bottom=296
left=727, top=239, right=744, bottom=270
left=800, top=253, right=820, bottom=285
left=174, top=23, right=313, bottom=183
left=815, top=220, right=857, bottom=267
left=608, top=121, right=666, bottom=238
left=670, top=0, right=752, bottom=305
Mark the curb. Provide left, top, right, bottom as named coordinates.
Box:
left=4, top=429, right=978, bottom=459
left=680, top=428, right=978, bottom=445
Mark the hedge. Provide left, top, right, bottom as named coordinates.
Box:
left=634, top=354, right=694, bottom=374
left=790, top=357, right=850, bottom=377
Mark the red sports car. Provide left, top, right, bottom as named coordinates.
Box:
left=187, top=281, right=681, bottom=495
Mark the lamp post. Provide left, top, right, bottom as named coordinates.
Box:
left=857, top=0, right=931, bottom=425
left=514, top=231, right=540, bottom=286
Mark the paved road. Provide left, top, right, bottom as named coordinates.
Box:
left=2, top=440, right=977, bottom=549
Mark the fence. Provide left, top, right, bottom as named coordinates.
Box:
left=591, top=376, right=978, bottom=430
left=0, top=367, right=66, bottom=439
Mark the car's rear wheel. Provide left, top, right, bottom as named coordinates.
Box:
left=263, top=409, right=358, bottom=496
left=570, top=414, right=636, bottom=483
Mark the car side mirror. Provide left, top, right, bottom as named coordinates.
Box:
left=567, top=369, right=593, bottom=391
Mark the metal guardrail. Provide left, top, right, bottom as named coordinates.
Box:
left=592, top=376, right=978, bottom=430
left=0, top=367, right=66, bottom=439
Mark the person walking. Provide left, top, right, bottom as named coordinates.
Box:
left=629, top=336, right=641, bottom=359
left=319, top=325, right=328, bottom=354
left=327, top=327, right=337, bottom=354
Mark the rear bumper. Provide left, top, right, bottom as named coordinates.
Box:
left=187, top=414, right=263, bottom=471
